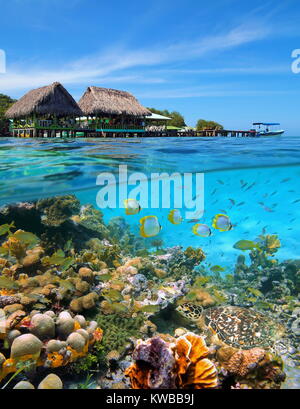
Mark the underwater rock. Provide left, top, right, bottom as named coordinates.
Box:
left=46, top=339, right=66, bottom=353
left=3, top=304, right=24, bottom=314
left=5, top=310, right=27, bottom=330
left=67, top=332, right=86, bottom=352
left=13, top=381, right=35, bottom=389
left=30, top=313, right=55, bottom=340
left=76, top=328, right=89, bottom=342
left=72, top=205, right=109, bottom=236
left=10, top=333, right=43, bottom=359
left=7, top=329, right=21, bottom=346
left=0, top=295, right=21, bottom=308
left=44, top=310, right=56, bottom=318
left=37, top=373, right=63, bottom=389
left=78, top=267, right=94, bottom=283
left=74, top=315, right=87, bottom=329
left=56, top=311, right=75, bottom=339
left=75, top=279, right=90, bottom=294
left=36, top=195, right=81, bottom=227
left=22, top=246, right=44, bottom=269
left=70, top=292, right=98, bottom=313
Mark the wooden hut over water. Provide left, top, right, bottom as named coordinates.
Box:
left=5, top=82, right=82, bottom=137
left=78, top=86, right=151, bottom=136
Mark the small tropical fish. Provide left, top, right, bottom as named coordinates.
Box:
left=0, top=222, right=15, bottom=236
left=167, top=209, right=183, bottom=225
left=103, top=289, right=123, bottom=302
left=124, top=198, right=141, bottom=215
left=247, top=287, right=263, bottom=298
left=187, top=218, right=201, bottom=223
left=0, top=276, right=19, bottom=290
left=139, top=304, right=160, bottom=313
left=192, top=224, right=212, bottom=237
left=245, top=182, right=256, bottom=191
left=281, top=178, right=291, bottom=183
left=229, top=199, right=235, bottom=206
left=233, top=240, right=258, bottom=251
left=13, top=230, right=39, bottom=245
left=210, top=265, right=225, bottom=273
left=140, top=216, right=161, bottom=238
left=212, top=214, right=232, bottom=232
left=97, top=273, right=112, bottom=282
left=217, top=180, right=224, bottom=185
left=108, top=303, right=128, bottom=313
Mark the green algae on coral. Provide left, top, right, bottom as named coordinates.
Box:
left=96, top=313, right=145, bottom=354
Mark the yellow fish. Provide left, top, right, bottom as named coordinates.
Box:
left=124, top=199, right=141, bottom=215
left=192, top=224, right=212, bottom=237
left=168, top=209, right=183, bottom=225
left=212, top=214, right=232, bottom=232
left=140, top=216, right=162, bottom=238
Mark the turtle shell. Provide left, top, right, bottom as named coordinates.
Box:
left=203, top=306, right=281, bottom=349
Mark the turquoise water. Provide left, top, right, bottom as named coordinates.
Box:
left=1, top=135, right=300, bottom=389
left=1, top=136, right=299, bottom=268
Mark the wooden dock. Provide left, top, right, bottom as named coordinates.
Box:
left=8, top=128, right=259, bottom=138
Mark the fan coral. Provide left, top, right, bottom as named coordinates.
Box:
left=125, top=332, right=218, bottom=389
left=174, top=333, right=218, bottom=389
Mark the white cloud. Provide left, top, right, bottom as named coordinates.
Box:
left=0, top=22, right=272, bottom=95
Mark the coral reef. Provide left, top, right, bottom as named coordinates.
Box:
left=0, top=197, right=298, bottom=389
left=125, top=332, right=218, bottom=389
left=0, top=307, right=102, bottom=383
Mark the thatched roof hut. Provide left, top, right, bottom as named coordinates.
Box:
left=78, top=86, right=151, bottom=117
left=5, top=82, right=82, bottom=119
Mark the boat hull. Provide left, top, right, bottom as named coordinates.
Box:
left=257, top=130, right=285, bottom=137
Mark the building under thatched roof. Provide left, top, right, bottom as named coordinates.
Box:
left=5, top=82, right=82, bottom=119
left=78, top=86, right=151, bottom=117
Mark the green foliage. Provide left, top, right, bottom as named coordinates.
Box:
left=147, top=107, right=186, bottom=128
left=196, top=119, right=223, bottom=131
left=72, top=342, right=106, bottom=374
left=76, top=373, right=94, bottom=389
left=0, top=94, right=16, bottom=135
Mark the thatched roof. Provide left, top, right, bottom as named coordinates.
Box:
left=78, top=86, right=151, bottom=117
left=5, top=82, right=82, bottom=119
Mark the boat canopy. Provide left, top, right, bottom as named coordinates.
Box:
left=253, top=122, right=280, bottom=126
left=146, top=113, right=172, bottom=120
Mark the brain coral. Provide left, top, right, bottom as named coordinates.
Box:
left=223, top=347, right=266, bottom=377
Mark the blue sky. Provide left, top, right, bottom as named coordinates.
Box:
left=1, top=0, right=300, bottom=133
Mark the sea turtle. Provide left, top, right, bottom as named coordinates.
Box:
left=176, top=303, right=284, bottom=350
